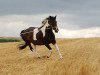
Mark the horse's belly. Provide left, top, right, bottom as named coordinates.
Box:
left=33, top=40, right=51, bottom=45
left=33, top=40, right=44, bottom=45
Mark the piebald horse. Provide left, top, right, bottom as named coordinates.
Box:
left=19, top=16, right=63, bottom=59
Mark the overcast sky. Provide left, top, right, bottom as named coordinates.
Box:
left=0, top=0, right=100, bottom=38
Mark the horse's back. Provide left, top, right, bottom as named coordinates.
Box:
left=20, top=27, right=36, bottom=42
left=21, top=27, right=36, bottom=33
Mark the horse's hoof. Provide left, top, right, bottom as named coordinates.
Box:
left=60, top=56, right=63, bottom=59
left=47, top=56, right=50, bottom=58
left=38, top=57, right=41, bottom=59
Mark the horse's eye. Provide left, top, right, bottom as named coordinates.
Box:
left=48, top=21, right=50, bottom=23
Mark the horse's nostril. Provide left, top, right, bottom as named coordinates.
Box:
left=57, top=28, right=59, bottom=32
left=55, top=30, right=58, bottom=33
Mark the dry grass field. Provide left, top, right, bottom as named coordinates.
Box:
left=0, top=38, right=100, bottom=75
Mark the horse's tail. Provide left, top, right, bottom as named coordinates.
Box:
left=18, top=43, right=28, bottom=50
left=18, top=30, right=28, bottom=50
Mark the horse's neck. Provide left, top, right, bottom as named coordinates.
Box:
left=38, top=24, right=46, bottom=30
left=38, top=24, right=47, bottom=37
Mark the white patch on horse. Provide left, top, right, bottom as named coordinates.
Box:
left=33, top=28, right=39, bottom=40
left=41, top=20, right=50, bottom=37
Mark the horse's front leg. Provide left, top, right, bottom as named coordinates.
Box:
left=54, top=43, right=63, bottom=59
left=45, top=44, right=52, bottom=58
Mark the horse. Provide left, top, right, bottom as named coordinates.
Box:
left=18, top=16, right=63, bottom=59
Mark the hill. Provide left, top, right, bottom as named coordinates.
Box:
left=0, top=38, right=100, bottom=75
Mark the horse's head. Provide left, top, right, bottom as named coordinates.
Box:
left=41, top=16, right=59, bottom=33
left=47, top=16, right=59, bottom=33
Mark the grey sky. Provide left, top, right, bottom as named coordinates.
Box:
left=0, top=0, right=100, bottom=14
left=0, top=0, right=100, bottom=37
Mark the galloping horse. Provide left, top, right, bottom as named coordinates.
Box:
left=19, top=16, right=63, bottom=59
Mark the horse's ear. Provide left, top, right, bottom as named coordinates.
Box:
left=49, top=16, right=51, bottom=19
left=54, top=15, right=57, bottom=20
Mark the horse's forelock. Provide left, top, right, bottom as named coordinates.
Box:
left=47, top=16, right=56, bottom=20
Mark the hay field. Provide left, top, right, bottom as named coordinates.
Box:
left=0, top=38, right=100, bottom=75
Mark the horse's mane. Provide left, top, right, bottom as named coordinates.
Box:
left=38, top=18, right=48, bottom=30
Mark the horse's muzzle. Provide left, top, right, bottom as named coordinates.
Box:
left=54, top=28, right=59, bottom=33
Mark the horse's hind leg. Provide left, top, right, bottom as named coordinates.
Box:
left=34, top=45, right=41, bottom=58
left=28, top=43, right=33, bottom=52
left=31, top=43, right=41, bottom=58
left=45, top=44, right=52, bottom=58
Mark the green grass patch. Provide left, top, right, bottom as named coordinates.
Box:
left=0, top=38, right=21, bottom=43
